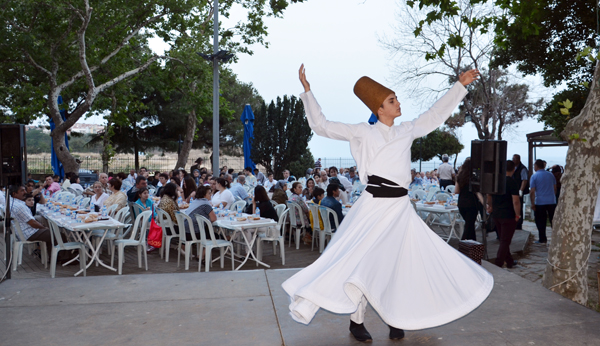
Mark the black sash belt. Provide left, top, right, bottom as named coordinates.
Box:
left=365, top=175, right=408, bottom=198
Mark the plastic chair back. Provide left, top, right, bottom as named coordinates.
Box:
left=156, top=208, right=178, bottom=237
left=319, top=206, right=339, bottom=232
left=274, top=204, right=287, bottom=218
left=435, top=192, right=452, bottom=202
left=106, top=204, right=119, bottom=217
left=412, top=190, right=426, bottom=200
left=114, top=207, right=129, bottom=223
left=80, top=197, right=91, bottom=208
left=47, top=218, right=67, bottom=249
left=175, top=211, right=199, bottom=242
left=128, top=210, right=152, bottom=241
left=286, top=201, right=299, bottom=226
left=194, top=214, right=219, bottom=245
left=230, top=199, right=246, bottom=211
left=277, top=210, right=289, bottom=237
left=445, top=185, right=455, bottom=193
left=270, top=200, right=278, bottom=207
left=74, top=196, right=83, bottom=203
left=129, top=202, right=144, bottom=219
left=11, top=220, right=27, bottom=242
left=308, top=204, right=321, bottom=231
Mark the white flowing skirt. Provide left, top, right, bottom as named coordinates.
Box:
left=281, top=193, right=494, bottom=330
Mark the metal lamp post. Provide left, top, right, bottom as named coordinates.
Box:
left=197, top=0, right=234, bottom=175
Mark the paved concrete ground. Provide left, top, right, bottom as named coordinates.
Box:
left=1, top=261, right=600, bottom=346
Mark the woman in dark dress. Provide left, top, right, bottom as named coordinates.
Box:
left=454, top=158, right=480, bottom=240
left=252, top=185, right=279, bottom=221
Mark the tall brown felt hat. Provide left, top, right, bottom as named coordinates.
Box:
left=353, top=77, right=394, bottom=115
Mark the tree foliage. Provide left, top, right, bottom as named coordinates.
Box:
left=383, top=1, right=541, bottom=140
left=445, top=69, right=543, bottom=140
left=410, top=129, right=463, bottom=163
left=0, top=0, right=306, bottom=172
left=538, top=85, right=589, bottom=137
left=252, top=95, right=313, bottom=179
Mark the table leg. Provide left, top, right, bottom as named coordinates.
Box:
left=235, top=227, right=270, bottom=270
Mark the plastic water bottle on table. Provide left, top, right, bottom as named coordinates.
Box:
left=255, top=206, right=260, bottom=218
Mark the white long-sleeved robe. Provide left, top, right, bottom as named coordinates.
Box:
left=281, top=82, right=494, bottom=330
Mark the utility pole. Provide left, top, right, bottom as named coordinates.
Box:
left=212, top=0, right=220, bottom=176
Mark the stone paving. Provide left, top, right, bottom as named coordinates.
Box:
left=506, top=220, right=600, bottom=311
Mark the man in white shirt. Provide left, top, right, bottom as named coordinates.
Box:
left=254, top=168, right=266, bottom=185
left=438, top=154, right=455, bottom=189
left=83, top=173, right=111, bottom=196
left=8, top=185, right=75, bottom=264
left=264, top=173, right=275, bottom=191
left=125, top=169, right=137, bottom=185
left=318, top=171, right=329, bottom=190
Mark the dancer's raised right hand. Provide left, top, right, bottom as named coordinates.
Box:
left=299, top=64, right=311, bottom=92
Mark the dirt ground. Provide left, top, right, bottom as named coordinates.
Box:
left=503, top=220, right=600, bottom=312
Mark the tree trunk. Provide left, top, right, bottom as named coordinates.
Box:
left=541, top=61, right=600, bottom=305
left=51, top=128, right=79, bottom=175
left=101, top=122, right=112, bottom=174
left=175, top=107, right=197, bottom=171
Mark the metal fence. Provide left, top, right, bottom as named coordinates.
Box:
left=27, top=156, right=246, bottom=174
left=27, top=156, right=446, bottom=175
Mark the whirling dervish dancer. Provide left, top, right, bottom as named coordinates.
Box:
left=282, top=65, right=493, bottom=342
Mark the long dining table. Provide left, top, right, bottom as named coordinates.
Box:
left=212, top=214, right=277, bottom=270
left=37, top=204, right=128, bottom=276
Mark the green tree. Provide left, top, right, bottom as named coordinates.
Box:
left=409, top=0, right=600, bottom=307
left=252, top=95, right=313, bottom=178
left=410, top=129, right=463, bottom=166
left=289, top=150, right=315, bottom=179
left=383, top=1, right=541, bottom=140
left=25, top=128, right=51, bottom=154
left=0, top=0, right=307, bottom=173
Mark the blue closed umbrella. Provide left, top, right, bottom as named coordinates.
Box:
left=241, top=104, right=256, bottom=171
left=49, top=96, right=69, bottom=180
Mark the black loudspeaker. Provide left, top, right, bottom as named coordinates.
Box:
left=0, top=124, right=27, bottom=187
left=470, top=140, right=507, bottom=195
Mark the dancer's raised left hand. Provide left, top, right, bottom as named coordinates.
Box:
left=459, top=69, right=480, bottom=86
left=299, top=64, right=311, bottom=92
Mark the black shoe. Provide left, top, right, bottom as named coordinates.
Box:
left=389, top=325, right=405, bottom=340
left=349, top=321, right=372, bottom=342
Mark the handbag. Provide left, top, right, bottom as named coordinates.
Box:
left=147, top=217, right=163, bottom=248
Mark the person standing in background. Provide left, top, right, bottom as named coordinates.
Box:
left=438, top=155, right=454, bottom=189
left=511, top=154, right=529, bottom=230
left=530, top=159, right=557, bottom=244
left=487, top=160, right=521, bottom=268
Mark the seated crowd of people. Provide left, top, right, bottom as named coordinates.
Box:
left=3, top=157, right=362, bottom=266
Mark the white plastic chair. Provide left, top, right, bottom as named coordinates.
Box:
left=128, top=201, right=144, bottom=220
left=106, top=204, right=119, bottom=217
left=274, top=204, right=287, bottom=219
left=270, top=200, right=278, bottom=207
left=79, top=197, right=91, bottom=209
left=445, top=185, right=456, bottom=194
left=286, top=201, right=307, bottom=249
left=308, top=204, right=322, bottom=252
left=156, top=208, right=179, bottom=262
left=412, top=190, right=426, bottom=200
left=110, top=210, right=152, bottom=275
left=11, top=221, right=47, bottom=271
left=229, top=199, right=246, bottom=212
left=435, top=192, right=453, bottom=202
left=174, top=211, right=204, bottom=270
left=426, top=186, right=441, bottom=201
left=256, top=210, right=288, bottom=265
left=47, top=218, right=86, bottom=278
left=194, top=214, right=234, bottom=272
left=318, top=206, right=339, bottom=253
left=74, top=196, right=83, bottom=203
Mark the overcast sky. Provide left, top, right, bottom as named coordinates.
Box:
left=94, top=0, right=570, bottom=168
